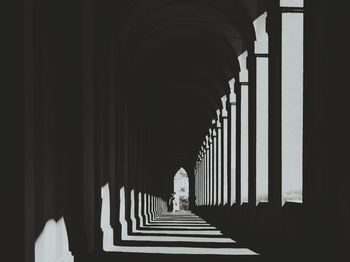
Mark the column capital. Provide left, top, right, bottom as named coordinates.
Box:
left=210, top=127, right=217, bottom=138
left=238, top=51, right=248, bottom=82
left=229, top=79, right=237, bottom=104
left=216, top=109, right=222, bottom=127
left=239, top=70, right=249, bottom=83
left=229, top=94, right=236, bottom=104
left=280, top=0, right=304, bottom=12
left=254, top=40, right=269, bottom=55
left=205, top=135, right=210, bottom=148
left=253, top=12, right=268, bottom=41
left=221, top=95, right=228, bottom=117
left=202, top=143, right=207, bottom=154
left=208, top=132, right=213, bottom=143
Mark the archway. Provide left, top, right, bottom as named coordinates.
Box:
left=173, top=168, right=189, bottom=211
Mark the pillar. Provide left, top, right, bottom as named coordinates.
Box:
left=196, top=160, right=202, bottom=206
left=199, top=153, right=202, bottom=206
left=202, top=147, right=205, bottom=206
left=254, top=12, right=269, bottom=204
left=200, top=153, right=203, bottom=206
left=239, top=51, right=249, bottom=204
left=221, top=96, right=229, bottom=205
left=205, top=136, right=210, bottom=206
left=280, top=0, right=304, bottom=205
left=195, top=163, right=198, bottom=206
left=199, top=160, right=201, bottom=206
left=216, top=110, right=222, bottom=205
left=210, top=128, right=217, bottom=206
left=201, top=149, right=204, bottom=206
left=229, top=78, right=237, bottom=205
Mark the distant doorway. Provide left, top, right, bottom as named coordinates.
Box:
left=173, top=168, right=189, bottom=211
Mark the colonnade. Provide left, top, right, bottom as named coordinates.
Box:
left=23, top=0, right=350, bottom=260
left=195, top=0, right=304, bottom=207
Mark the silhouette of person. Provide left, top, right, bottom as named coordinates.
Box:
left=168, top=193, right=175, bottom=212
left=173, top=192, right=180, bottom=212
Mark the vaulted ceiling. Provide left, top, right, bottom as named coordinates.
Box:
left=98, top=0, right=266, bottom=176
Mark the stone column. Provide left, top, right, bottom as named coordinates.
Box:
left=229, top=78, right=237, bottom=205
left=202, top=146, right=206, bottom=206
left=199, top=151, right=205, bottom=206
left=254, top=12, right=269, bottom=204
left=216, top=110, right=222, bottom=205
left=210, top=128, right=217, bottom=206
left=280, top=0, right=304, bottom=205
left=200, top=146, right=205, bottom=205
left=194, top=159, right=200, bottom=206
left=205, top=136, right=210, bottom=206
left=193, top=164, right=198, bottom=206
left=201, top=148, right=205, bottom=206
left=198, top=155, right=202, bottom=206
left=198, top=159, right=201, bottom=206
left=239, top=52, right=249, bottom=204
left=202, top=155, right=204, bottom=206
left=198, top=156, right=201, bottom=206
left=221, top=96, right=229, bottom=205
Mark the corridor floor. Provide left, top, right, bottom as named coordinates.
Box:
left=90, top=211, right=260, bottom=262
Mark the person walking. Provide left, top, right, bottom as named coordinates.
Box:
left=168, top=193, right=175, bottom=213
left=173, top=192, right=180, bottom=212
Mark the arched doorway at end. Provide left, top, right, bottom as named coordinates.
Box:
left=173, top=167, right=189, bottom=211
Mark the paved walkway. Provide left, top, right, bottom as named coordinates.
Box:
left=94, top=210, right=259, bottom=262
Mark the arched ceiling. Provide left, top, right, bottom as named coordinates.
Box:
left=109, top=0, right=266, bottom=178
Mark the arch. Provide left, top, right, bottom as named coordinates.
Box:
left=120, top=0, right=255, bottom=51
left=172, top=167, right=190, bottom=211
left=117, top=0, right=255, bottom=87
left=132, top=23, right=241, bottom=75
left=129, top=32, right=237, bottom=116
